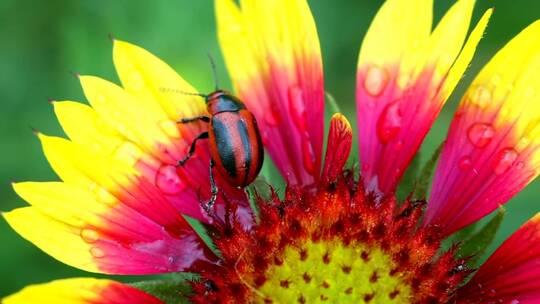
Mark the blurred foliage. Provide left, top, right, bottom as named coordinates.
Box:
left=1, top=0, right=540, bottom=297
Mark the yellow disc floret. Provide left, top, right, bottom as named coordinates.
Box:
left=257, top=240, right=411, bottom=303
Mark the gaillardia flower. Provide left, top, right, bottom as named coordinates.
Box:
left=4, top=0, right=540, bottom=303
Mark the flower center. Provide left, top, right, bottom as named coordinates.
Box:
left=189, top=174, right=470, bottom=304
left=257, top=239, right=411, bottom=303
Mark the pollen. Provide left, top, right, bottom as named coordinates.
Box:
left=258, top=240, right=411, bottom=303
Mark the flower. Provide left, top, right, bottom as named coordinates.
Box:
left=4, top=0, right=540, bottom=303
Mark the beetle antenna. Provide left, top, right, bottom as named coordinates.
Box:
left=207, top=53, right=219, bottom=90
left=159, top=87, right=207, bottom=98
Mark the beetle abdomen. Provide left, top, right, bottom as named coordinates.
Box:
left=209, top=110, right=263, bottom=187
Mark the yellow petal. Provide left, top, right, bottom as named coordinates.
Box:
left=112, top=39, right=205, bottom=120
left=358, top=0, right=432, bottom=67
left=443, top=9, right=493, bottom=100
left=465, top=20, right=540, bottom=164
left=38, top=133, right=136, bottom=190
left=12, top=181, right=113, bottom=227
left=4, top=278, right=105, bottom=304
left=79, top=75, right=171, bottom=154
left=3, top=208, right=99, bottom=273
left=216, top=0, right=321, bottom=83
left=419, top=0, right=475, bottom=78
left=3, top=278, right=162, bottom=304
left=53, top=101, right=123, bottom=155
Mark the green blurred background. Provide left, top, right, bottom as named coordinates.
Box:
left=1, top=0, right=540, bottom=297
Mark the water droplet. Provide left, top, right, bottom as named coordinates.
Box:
left=377, top=101, right=402, bottom=143
left=90, top=247, right=105, bottom=258
left=288, top=87, right=308, bottom=130
left=397, top=74, right=410, bottom=89
left=96, top=95, right=106, bottom=104
left=131, top=73, right=144, bottom=90
left=516, top=137, right=531, bottom=151
left=160, top=120, right=180, bottom=138
left=114, top=142, right=143, bottom=167
left=491, top=74, right=501, bottom=85
left=301, top=137, right=316, bottom=175
left=116, top=123, right=129, bottom=136
left=80, top=228, right=100, bottom=243
left=395, top=140, right=404, bottom=150
left=95, top=187, right=116, bottom=206
left=516, top=161, right=525, bottom=169
left=458, top=156, right=472, bottom=171
left=510, top=300, right=520, bottom=304
left=94, top=117, right=117, bottom=136
left=264, top=110, right=281, bottom=126
left=467, top=123, right=495, bottom=148
left=493, top=148, right=518, bottom=175
left=155, top=165, right=184, bottom=194
left=261, top=131, right=270, bottom=146
left=471, top=86, right=492, bottom=108
left=525, top=87, right=536, bottom=99
left=364, top=66, right=389, bottom=96
left=168, top=255, right=178, bottom=266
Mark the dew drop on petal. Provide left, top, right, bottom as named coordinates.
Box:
left=397, top=74, right=409, bottom=89
left=155, top=165, right=184, bottom=194
left=395, top=140, right=404, bottom=150
left=114, top=142, right=143, bottom=167
left=261, top=131, right=270, bottom=146
left=81, top=228, right=100, bottom=243
left=491, top=74, right=501, bottom=86
left=301, top=135, right=316, bottom=175
left=377, top=102, right=402, bottom=143
left=516, top=137, right=531, bottom=151
left=525, top=87, right=536, bottom=99
left=467, top=123, right=495, bottom=148
left=364, top=66, right=389, bottom=96
left=130, top=72, right=144, bottom=90
left=264, top=110, right=282, bottom=127
left=493, top=148, right=518, bottom=175
left=471, top=86, right=492, bottom=108
left=159, top=120, right=180, bottom=138
left=288, top=86, right=307, bottom=130
left=96, top=95, right=106, bottom=105
left=95, top=187, right=116, bottom=206
left=90, top=247, right=105, bottom=258
left=361, top=163, right=370, bottom=171
left=458, top=156, right=472, bottom=171
left=516, top=161, right=525, bottom=169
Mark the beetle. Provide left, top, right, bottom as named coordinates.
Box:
left=176, top=89, right=264, bottom=213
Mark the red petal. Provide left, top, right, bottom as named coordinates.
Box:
left=457, top=214, right=540, bottom=303
left=322, top=114, right=352, bottom=184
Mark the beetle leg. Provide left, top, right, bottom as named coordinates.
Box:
left=177, top=132, right=209, bottom=166
left=178, top=116, right=210, bottom=124
left=202, top=159, right=218, bottom=215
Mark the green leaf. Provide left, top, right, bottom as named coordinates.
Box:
left=396, top=152, right=421, bottom=201
left=449, top=221, right=479, bottom=242
left=247, top=176, right=273, bottom=222
left=260, top=156, right=285, bottom=197
left=183, top=215, right=221, bottom=258
left=413, top=142, right=444, bottom=199
left=456, top=206, right=506, bottom=267
left=131, top=273, right=197, bottom=304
